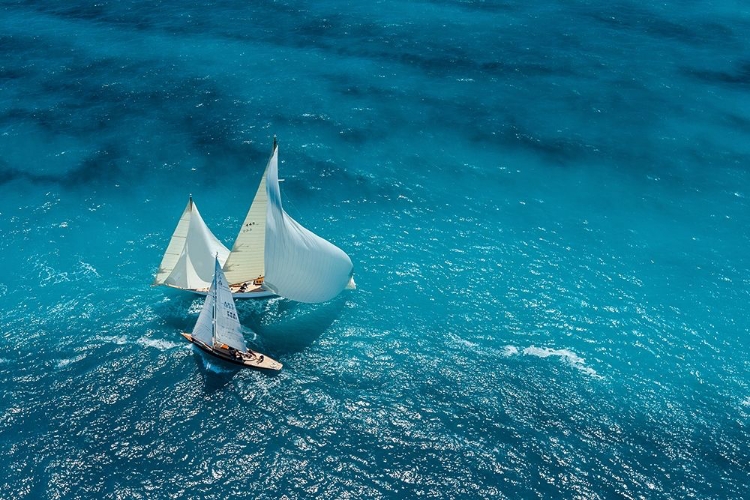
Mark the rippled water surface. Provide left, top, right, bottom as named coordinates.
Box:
left=0, top=1, right=748, bottom=498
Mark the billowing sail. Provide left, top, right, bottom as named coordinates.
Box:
left=153, top=197, right=230, bottom=290
left=191, top=258, right=247, bottom=351
left=263, top=141, right=354, bottom=303
left=222, top=167, right=268, bottom=285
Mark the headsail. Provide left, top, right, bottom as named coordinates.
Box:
left=153, top=197, right=230, bottom=290
left=191, top=270, right=215, bottom=346
left=153, top=198, right=192, bottom=286
left=192, top=257, right=247, bottom=351
left=263, top=140, right=354, bottom=303
left=222, top=165, right=268, bottom=285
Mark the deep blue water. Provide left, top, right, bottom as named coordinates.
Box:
left=1, top=0, right=749, bottom=498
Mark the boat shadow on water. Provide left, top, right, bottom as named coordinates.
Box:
left=188, top=345, right=282, bottom=393
left=237, top=294, right=348, bottom=355
left=191, top=347, right=240, bottom=391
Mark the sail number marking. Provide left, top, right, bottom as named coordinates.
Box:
left=223, top=302, right=237, bottom=320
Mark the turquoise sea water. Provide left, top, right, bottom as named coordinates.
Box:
left=1, top=1, right=749, bottom=498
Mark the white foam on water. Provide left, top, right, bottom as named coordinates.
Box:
left=447, top=334, right=480, bottom=350
left=78, top=260, right=100, bottom=278
left=502, top=345, right=519, bottom=357
left=187, top=300, right=204, bottom=315
left=95, top=335, right=128, bottom=345
left=36, top=263, right=71, bottom=287
left=137, top=338, right=182, bottom=351
left=56, top=353, right=86, bottom=369
left=33, top=259, right=101, bottom=288
left=522, top=345, right=601, bottom=379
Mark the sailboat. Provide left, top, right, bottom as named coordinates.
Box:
left=181, top=256, right=282, bottom=370
left=154, top=137, right=355, bottom=303
left=152, top=196, right=230, bottom=292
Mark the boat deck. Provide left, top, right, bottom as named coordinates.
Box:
left=230, top=282, right=264, bottom=294
left=181, top=333, right=282, bottom=371
left=165, top=281, right=275, bottom=298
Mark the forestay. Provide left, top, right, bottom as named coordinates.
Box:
left=263, top=143, right=354, bottom=303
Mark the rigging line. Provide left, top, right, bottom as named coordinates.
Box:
left=211, top=272, right=217, bottom=345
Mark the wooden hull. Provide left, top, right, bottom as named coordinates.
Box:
left=160, top=283, right=277, bottom=299
left=181, top=333, right=282, bottom=371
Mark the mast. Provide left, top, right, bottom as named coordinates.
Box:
left=211, top=257, right=218, bottom=346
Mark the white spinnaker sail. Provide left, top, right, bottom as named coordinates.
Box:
left=159, top=199, right=230, bottom=290
left=222, top=167, right=268, bottom=285
left=212, top=258, right=247, bottom=351
left=263, top=143, right=354, bottom=303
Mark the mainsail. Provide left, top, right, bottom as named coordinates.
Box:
left=192, top=257, right=247, bottom=351
left=263, top=140, right=354, bottom=303
left=153, top=197, right=230, bottom=290
left=222, top=165, right=268, bottom=285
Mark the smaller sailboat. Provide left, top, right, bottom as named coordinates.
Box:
left=152, top=196, right=231, bottom=293
left=181, top=256, right=282, bottom=370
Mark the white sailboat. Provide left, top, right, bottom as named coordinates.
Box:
left=181, top=256, right=282, bottom=370
left=154, top=137, right=355, bottom=303
left=152, top=196, right=230, bottom=292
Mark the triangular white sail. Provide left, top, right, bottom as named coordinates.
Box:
left=153, top=198, right=192, bottom=286
left=222, top=166, right=268, bottom=285
left=192, top=257, right=247, bottom=351
left=191, top=274, right=215, bottom=346
left=263, top=141, right=354, bottom=303
left=153, top=197, right=230, bottom=291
